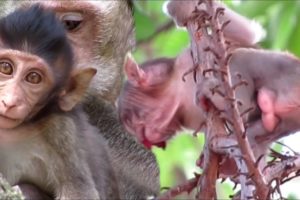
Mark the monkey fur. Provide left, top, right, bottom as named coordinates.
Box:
left=0, top=5, right=119, bottom=200
left=118, top=46, right=300, bottom=177
left=0, top=1, right=160, bottom=199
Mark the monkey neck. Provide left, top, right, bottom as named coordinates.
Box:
left=179, top=98, right=204, bottom=131
left=175, top=74, right=204, bottom=131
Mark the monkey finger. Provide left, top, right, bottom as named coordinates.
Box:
left=257, top=88, right=276, bottom=114
left=261, top=113, right=279, bottom=132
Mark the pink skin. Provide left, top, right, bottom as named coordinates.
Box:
left=0, top=50, right=54, bottom=129
left=119, top=50, right=205, bottom=148
left=119, top=49, right=299, bottom=149
left=119, top=0, right=267, bottom=148
left=257, top=88, right=279, bottom=132
left=258, top=86, right=300, bottom=133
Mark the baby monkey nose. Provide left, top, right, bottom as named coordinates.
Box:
left=1, top=100, right=7, bottom=107
left=1, top=98, right=17, bottom=110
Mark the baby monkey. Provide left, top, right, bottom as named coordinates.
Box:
left=118, top=48, right=300, bottom=159
left=0, top=5, right=119, bottom=200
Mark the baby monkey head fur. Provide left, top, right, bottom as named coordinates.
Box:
left=0, top=4, right=73, bottom=88
left=0, top=5, right=95, bottom=129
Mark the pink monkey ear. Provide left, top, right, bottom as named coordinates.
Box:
left=124, top=54, right=148, bottom=87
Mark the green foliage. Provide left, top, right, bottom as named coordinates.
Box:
left=153, top=133, right=204, bottom=188
left=133, top=0, right=300, bottom=198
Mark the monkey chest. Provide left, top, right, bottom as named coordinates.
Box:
left=0, top=136, right=56, bottom=191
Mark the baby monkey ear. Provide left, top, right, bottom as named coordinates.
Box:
left=59, top=68, right=97, bottom=112
left=124, top=54, right=148, bottom=88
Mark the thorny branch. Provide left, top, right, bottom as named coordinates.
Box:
left=157, top=175, right=200, bottom=200
left=186, top=0, right=269, bottom=199
left=159, top=0, right=300, bottom=199
left=197, top=111, right=222, bottom=200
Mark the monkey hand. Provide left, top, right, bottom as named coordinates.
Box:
left=257, top=88, right=280, bottom=132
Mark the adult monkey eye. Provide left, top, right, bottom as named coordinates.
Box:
left=0, top=61, right=13, bottom=75
left=25, top=72, right=42, bottom=84
left=61, top=12, right=83, bottom=32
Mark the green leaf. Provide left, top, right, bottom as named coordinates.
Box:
left=134, top=7, right=156, bottom=41
left=271, top=2, right=298, bottom=49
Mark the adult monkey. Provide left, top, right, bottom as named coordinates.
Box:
left=0, top=0, right=160, bottom=199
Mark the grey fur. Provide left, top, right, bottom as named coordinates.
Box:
left=0, top=109, right=120, bottom=200
left=0, top=1, right=160, bottom=199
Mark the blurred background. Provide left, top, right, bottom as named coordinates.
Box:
left=132, top=0, right=300, bottom=199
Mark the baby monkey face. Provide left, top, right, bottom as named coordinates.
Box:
left=0, top=50, right=53, bottom=129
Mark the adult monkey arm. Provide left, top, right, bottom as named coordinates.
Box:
left=0, top=0, right=160, bottom=199
left=84, top=96, right=160, bottom=198
left=165, top=0, right=265, bottom=45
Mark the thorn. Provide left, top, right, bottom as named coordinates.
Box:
left=235, top=72, right=242, bottom=79
left=211, top=88, right=225, bottom=97
left=202, top=68, right=218, bottom=76
left=237, top=100, right=243, bottom=106
left=221, top=20, right=231, bottom=31
left=213, top=59, right=218, bottom=65
left=244, top=122, right=249, bottom=130
left=240, top=107, right=254, bottom=118
left=255, top=154, right=265, bottom=168
left=182, top=64, right=198, bottom=82
left=233, top=182, right=238, bottom=190
left=196, top=10, right=210, bottom=22
left=232, top=80, right=248, bottom=90
left=224, top=122, right=233, bottom=134
left=192, top=6, right=198, bottom=14
left=203, top=46, right=221, bottom=59
left=225, top=40, right=231, bottom=46
left=225, top=118, right=234, bottom=126
left=225, top=53, right=233, bottom=65
left=193, top=70, right=197, bottom=82
left=192, top=122, right=206, bottom=136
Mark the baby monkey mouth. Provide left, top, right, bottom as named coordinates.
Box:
left=0, top=114, right=19, bottom=121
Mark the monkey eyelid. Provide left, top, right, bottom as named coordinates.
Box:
left=60, top=12, right=83, bottom=32
left=22, top=69, right=44, bottom=84
left=0, top=60, right=14, bottom=76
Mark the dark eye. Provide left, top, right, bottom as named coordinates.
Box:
left=61, top=13, right=83, bottom=32
left=25, top=72, right=42, bottom=84
left=0, top=61, right=13, bottom=75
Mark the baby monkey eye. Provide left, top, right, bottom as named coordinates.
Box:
left=25, top=72, right=42, bottom=84
left=61, top=13, right=83, bottom=32
left=0, top=61, right=13, bottom=75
